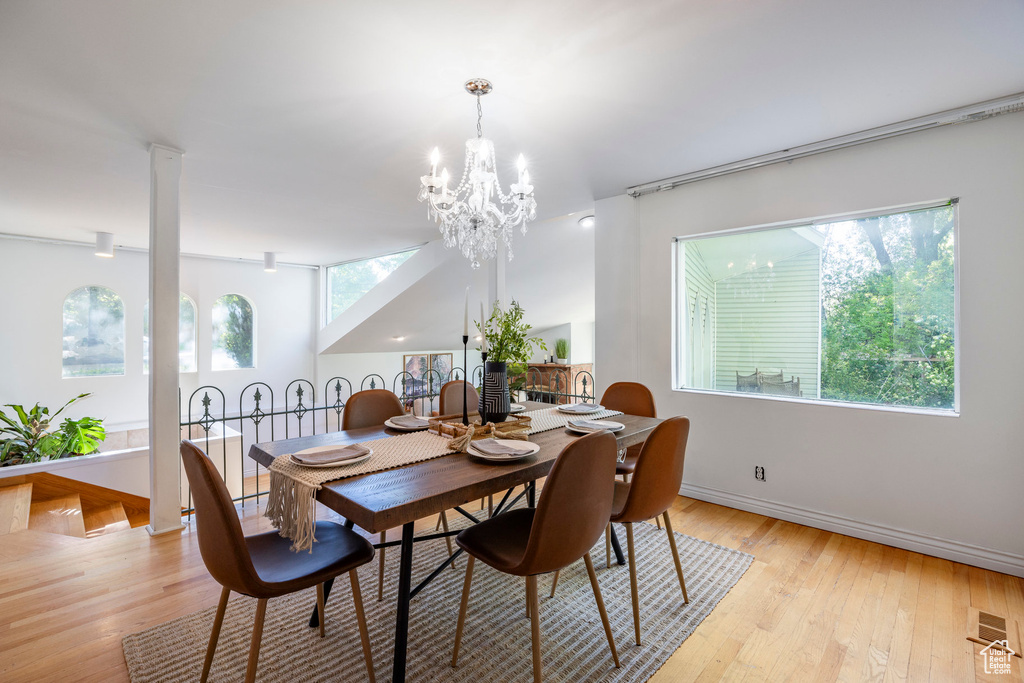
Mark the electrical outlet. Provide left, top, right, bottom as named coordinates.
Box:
left=755, top=466, right=766, bottom=482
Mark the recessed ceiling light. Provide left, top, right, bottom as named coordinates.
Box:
left=577, top=215, right=595, bottom=229
left=474, top=335, right=482, bottom=342
left=393, top=336, right=405, bottom=341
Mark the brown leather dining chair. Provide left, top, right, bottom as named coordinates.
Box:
left=609, top=416, right=691, bottom=646
left=343, top=388, right=456, bottom=599
left=180, top=440, right=376, bottom=683
left=601, top=381, right=657, bottom=481
left=438, top=379, right=479, bottom=415
left=451, top=431, right=621, bottom=682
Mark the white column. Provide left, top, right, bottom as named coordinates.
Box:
left=147, top=144, right=185, bottom=536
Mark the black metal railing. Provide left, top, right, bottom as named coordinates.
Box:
left=179, top=368, right=597, bottom=515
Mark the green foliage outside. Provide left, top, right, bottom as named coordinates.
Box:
left=216, top=294, right=254, bottom=368
left=0, top=393, right=106, bottom=466
left=820, top=206, right=955, bottom=409
left=328, top=250, right=416, bottom=322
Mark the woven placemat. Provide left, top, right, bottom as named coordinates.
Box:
left=524, top=406, right=625, bottom=434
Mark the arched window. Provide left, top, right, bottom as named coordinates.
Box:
left=143, top=294, right=197, bottom=373
left=212, top=294, right=255, bottom=370
left=62, top=286, right=125, bottom=378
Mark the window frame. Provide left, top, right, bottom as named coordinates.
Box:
left=323, top=245, right=422, bottom=326
left=670, top=198, right=961, bottom=416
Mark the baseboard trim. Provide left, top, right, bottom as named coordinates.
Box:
left=678, top=482, right=1024, bottom=578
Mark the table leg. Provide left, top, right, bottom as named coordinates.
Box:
left=392, top=521, right=415, bottom=683
left=608, top=523, right=626, bottom=566
left=310, top=518, right=356, bottom=628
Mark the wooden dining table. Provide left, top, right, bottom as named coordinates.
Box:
left=248, top=401, right=662, bottom=683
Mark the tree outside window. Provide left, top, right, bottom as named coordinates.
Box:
left=62, top=286, right=125, bottom=378
left=212, top=294, right=255, bottom=370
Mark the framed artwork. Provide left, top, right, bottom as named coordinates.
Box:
left=402, top=354, right=430, bottom=397
left=430, top=353, right=453, bottom=392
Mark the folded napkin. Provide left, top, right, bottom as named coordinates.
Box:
left=390, top=415, right=429, bottom=428
left=569, top=419, right=614, bottom=431
left=290, top=443, right=371, bottom=466
left=471, top=439, right=533, bottom=457
left=560, top=403, right=601, bottom=413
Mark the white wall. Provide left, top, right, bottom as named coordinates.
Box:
left=595, top=113, right=1024, bottom=576
left=0, top=240, right=317, bottom=430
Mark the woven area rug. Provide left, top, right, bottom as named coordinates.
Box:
left=123, top=517, right=753, bottom=682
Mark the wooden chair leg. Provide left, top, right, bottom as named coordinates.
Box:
left=435, top=514, right=442, bottom=531
left=549, top=570, right=560, bottom=598
left=349, top=570, right=376, bottom=683
left=605, top=524, right=612, bottom=568
left=488, top=494, right=493, bottom=517
left=655, top=516, right=662, bottom=530
left=377, top=529, right=387, bottom=601
left=527, top=575, right=542, bottom=683
left=316, top=583, right=326, bottom=637
left=662, top=511, right=689, bottom=604
left=451, top=555, right=476, bottom=667
left=440, top=510, right=456, bottom=569
left=583, top=552, right=620, bottom=668
left=625, top=522, right=641, bottom=646
left=244, top=598, right=268, bottom=683
left=201, top=586, right=230, bottom=683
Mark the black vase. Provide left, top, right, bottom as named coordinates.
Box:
left=482, top=360, right=510, bottom=423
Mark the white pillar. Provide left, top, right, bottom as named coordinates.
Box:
left=147, top=144, right=185, bottom=536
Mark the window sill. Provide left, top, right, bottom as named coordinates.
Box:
left=670, top=387, right=960, bottom=417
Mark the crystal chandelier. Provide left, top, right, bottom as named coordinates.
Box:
left=418, top=78, right=537, bottom=269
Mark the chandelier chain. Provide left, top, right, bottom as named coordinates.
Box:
left=476, top=95, right=483, bottom=139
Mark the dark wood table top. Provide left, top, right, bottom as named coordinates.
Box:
left=248, top=401, right=661, bottom=533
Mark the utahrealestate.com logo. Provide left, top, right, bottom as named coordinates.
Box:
left=980, top=640, right=1016, bottom=675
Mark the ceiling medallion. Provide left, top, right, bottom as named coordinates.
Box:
left=418, top=78, right=536, bottom=269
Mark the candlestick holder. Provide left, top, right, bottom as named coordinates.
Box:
left=461, top=335, right=469, bottom=426
left=479, top=350, right=489, bottom=424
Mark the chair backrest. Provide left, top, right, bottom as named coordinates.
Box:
left=736, top=371, right=759, bottom=392
left=180, top=439, right=262, bottom=595
left=439, top=380, right=479, bottom=415
left=600, top=382, right=656, bottom=418
left=617, top=416, right=690, bottom=523
left=516, top=430, right=617, bottom=575
left=342, top=389, right=405, bottom=430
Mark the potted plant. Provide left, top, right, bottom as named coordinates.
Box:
left=478, top=300, right=546, bottom=422
left=555, top=338, right=569, bottom=365
left=0, top=393, right=106, bottom=467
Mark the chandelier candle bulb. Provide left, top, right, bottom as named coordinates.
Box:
left=430, top=147, right=439, bottom=177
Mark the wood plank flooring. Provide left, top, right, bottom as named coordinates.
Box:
left=0, top=495, right=1021, bottom=682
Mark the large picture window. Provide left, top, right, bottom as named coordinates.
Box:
left=212, top=294, right=256, bottom=370
left=674, top=201, right=957, bottom=412
left=62, top=286, right=125, bottom=378
left=326, top=248, right=418, bottom=323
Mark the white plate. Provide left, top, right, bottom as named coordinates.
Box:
left=566, top=420, right=625, bottom=435
left=289, top=445, right=373, bottom=469
left=384, top=417, right=430, bottom=432
left=556, top=403, right=604, bottom=414
left=467, top=439, right=540, bottom=463
left=509, top=403, right=526, bottom=414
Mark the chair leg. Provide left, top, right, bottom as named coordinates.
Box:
left=201, top=586, right=230, bottom=683
left=244, top=598, right=268, bottom=683
left=625, top=522, right=641, bottom=646
left=662, top=511, right=689, bottom=604
left=349, top=570, right=376, bottom=683
left=549, top=570, right=560, bottom=598
left=527, top=575, right=542, bottom=683
left=316, top=583, right=326, bottom=637
left=655, top=516, right=662, bottom=530
left=440, top=510, right=456, bottom=569
left=377, top=529, right=387, bottom=601
left=583, top=552, right=620, bottom=668
left=435, top=514, right=443, bottom=531
left=605, top=524, right=612, bottom=568
left=451, top=555, right=476, bottom=667
left=488, top=494, right=493, bottom=517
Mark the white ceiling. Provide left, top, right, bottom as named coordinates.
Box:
left=1, top=0, right=1023, bottom=265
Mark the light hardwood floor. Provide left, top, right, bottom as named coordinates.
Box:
left=0, top=495, right=1021, bottom=682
